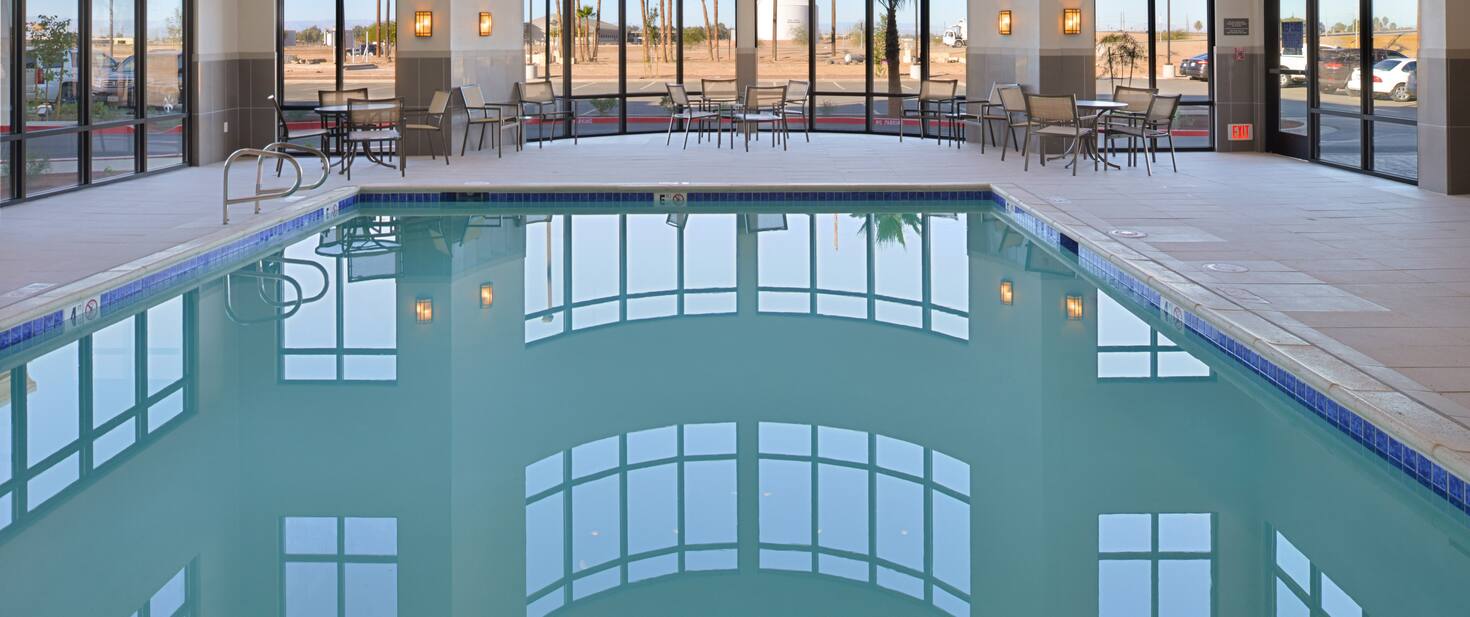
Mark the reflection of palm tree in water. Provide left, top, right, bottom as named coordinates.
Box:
left=543, top=220, right=555, bottom=322
left=852, top=213, right=923, bottom=247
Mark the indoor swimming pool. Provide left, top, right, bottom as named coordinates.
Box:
left=1, top=203, right=1468, bottom=616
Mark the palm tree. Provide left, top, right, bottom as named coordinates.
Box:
left=699, top=0, right=715, bottom=60
left=876, top=0, right=905, bottom=117
left=591, top=0, right=603, bottom=60
left=853, top=213, right=923, bottom=247
left=829, top=0, right=837, bottom=58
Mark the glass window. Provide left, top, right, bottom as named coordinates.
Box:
left=92, top=0, right=138, bottom=121
left=869, top=0, right=918, bottom=133
left=26, top=342, right=80, bottom=467
left=145, top=0, right=184, bottom=115
left=1274, top=529, right=1366, bottom=617
left=756, top=0, right=810, bottom=85
left=283, top=516, right=399, bottom=617
left=24, top=132, right=80, bottom=194
left=282, top=0, right=337, bottom=105
left=343, top=0, right=395, bottom=98
left=91, top=316, right=137, bottom=428
left=1099, top=513, right=1215, bottom=617
left=681, top=0, right=736, bottom=87
left=25, top=0, right=80, bottom=129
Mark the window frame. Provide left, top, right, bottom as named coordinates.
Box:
left=0, top=0, right=192, bottom=205
left=1, top=291, right=196, bottom=540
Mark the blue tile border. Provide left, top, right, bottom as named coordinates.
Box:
left=0, top=194, right=361, bottom=355
left=1026, top=210, right=1470, bottom=519
left=354, top=189, right=993, bottom=205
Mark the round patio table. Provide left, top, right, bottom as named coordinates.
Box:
left=314, top=101, right=403, bottom=172
left=1070, top=100, right=1129, bottom=169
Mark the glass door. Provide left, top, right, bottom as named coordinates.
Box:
left=1268, top=0, right=1309, bottom=158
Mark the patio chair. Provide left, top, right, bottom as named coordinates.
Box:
left=517, top=81, right=577, bottom=147
left=731, top=85, right=788, bottom=152
left=1021, top=94, right=1097, bottom=176
left=1102, top=85, right=1158, bottom=165
left=1102, top=93, right=1181, bottom=175
left=404, top=90, right=453, bottom=165
left=343, top=97, right=404, bottom=180
left=318, top=88, right=369, bottom=143
left=783, top=80, right=812, bottom=142
left=700, top=78, right=740, bottom=110
left=973, top=82, right=1019, bottom=154
left=270, top=93, right=330, bottom=153
left=664, top=83, right=718, bottom=149
left=899, top=79, right=958, bottom=143
left=459, top=84, right=522, bottom=157
left=996, top=85, right=1030, bottom=161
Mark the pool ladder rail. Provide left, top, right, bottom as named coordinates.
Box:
left=224, top=257, right=331, bottom=325
left=221, top=141, right=331, bottom=225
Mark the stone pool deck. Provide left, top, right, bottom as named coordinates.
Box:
left=2, top=132, right=1468, bottom=469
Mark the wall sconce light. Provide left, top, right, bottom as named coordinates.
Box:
left=414, top=11, right=434, bottom=37
left=1062, top=8, right=1082, bottom=35
left=416, top=297, right=434, bottom=323
left=999, top=280, right=1014, bottom=305
left=1065, top=295, right=1084, bottom=320
left=479, top=11, right=494, bottom=36
left=480, top=283, right=495, bottom=308
left=998, top=10, right=1012, bottom=35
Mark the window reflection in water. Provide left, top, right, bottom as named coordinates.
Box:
left=757, top=422, right=973, bottom=617
left=1, top=294, right=192, bottom=533
left=129, top=562, right=193, bottom=617
left=524, top=423, right=740, bottom=617
left=1273, top=529, right=1365, bottom=617
left=282, top=516, right=400, bottom=617
left=280, top=219, right=400, bottom=382
left=1098, top=513, right=1215, bottom=616
left=526, top=423, right=972, bottom=616
left=1097, top=295, right=1211, bottom=381
left=525, top=214, right=739, bottom=343
left=759, top=213, right=970, bottom=341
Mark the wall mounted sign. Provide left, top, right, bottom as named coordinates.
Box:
left=1223, top=18, right=1249, bottom=36
left=1229, top=123, right=1254, bottom=141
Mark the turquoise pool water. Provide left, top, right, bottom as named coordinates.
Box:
left=2, top=205, right=1469, bottom=616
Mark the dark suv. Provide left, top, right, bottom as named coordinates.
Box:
left=1318, top=48, right=1407, bottom=93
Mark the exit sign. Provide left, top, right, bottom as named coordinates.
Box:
left=1229, top=123, right=1253, bottom=141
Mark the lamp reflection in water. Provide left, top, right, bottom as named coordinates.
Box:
left=1065, top=295, right=1084, bottom=320
left=525, top=422, right=972, bottom=617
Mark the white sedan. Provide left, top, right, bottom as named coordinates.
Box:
left=1348, top=57, right=1417, bottom=102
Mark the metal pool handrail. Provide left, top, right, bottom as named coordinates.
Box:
left=221, top=141, right=330, bottom=225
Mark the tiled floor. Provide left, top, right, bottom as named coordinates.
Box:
left=3, top=131, right=1468, bottom=440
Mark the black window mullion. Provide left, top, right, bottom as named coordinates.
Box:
left=78, top=0, right=92, bottom=185
left=864, top=0, right=873, bottom=131
left=336, top=0, right=346, bottom=91
left=1358, top=0, right=1371, bottom=171
left=1146, top=0, right=1158, bottom=92
left=136, top=0, right=148, bottom=171
left=620, top=0, right=629, bottom=133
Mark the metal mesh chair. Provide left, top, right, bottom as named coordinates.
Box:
left=343, top=98, right=404, bottom=179
left=900, top=79, right=958, bottom=143
left=665, top=83, right=718, bottom=148
left=517, top=81, right=577, bottom=147
left=997, top=85, right=1031, bottom=161
left=404, top=90, right=452, bottom=165
left=731, top=85, right=788, bottom=151
left=783, top=80, right=812, bottom=142
left=459, top=84, right=522, bottom=157
left=1102, top=93, right=1181, bottom=175
left=1022, top=94, right=1098, bottom=175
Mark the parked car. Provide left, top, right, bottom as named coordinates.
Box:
left=1180, top=53, right=1210, bottom=80
left=90, top=51, right=185, bottom=111
left=1318, top=48, right=1406, bottom=93
left=23, top=48, right=81, bottom=109
left=1347, top=57, right=1417, bottom=101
